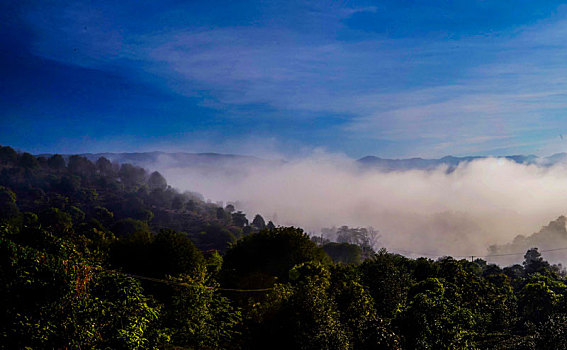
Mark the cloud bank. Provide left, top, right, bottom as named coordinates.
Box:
left=157, top=153, right=567, bottom=264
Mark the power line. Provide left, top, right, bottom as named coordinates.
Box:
left=6, top=234, right=567, bottom=292
left=2, top=237, right=273, bottom=293
left=107, top=269, right=273, bottom=292
left=387, top=246, right=567, bottom=260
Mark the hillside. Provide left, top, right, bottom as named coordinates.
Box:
left=3, top=144, right=567, bottom=349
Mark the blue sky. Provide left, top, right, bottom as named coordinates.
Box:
left=2, top=0, right=567, bottom=158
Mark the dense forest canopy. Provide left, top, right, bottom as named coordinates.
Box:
left=2, top=144, right=567, bottom=349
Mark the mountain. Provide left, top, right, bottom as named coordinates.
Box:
left=357, top=154, right=558, bottom=171
left=37, top=151, right=281, bottom=170
left=38, top=151, right=567, bottom=172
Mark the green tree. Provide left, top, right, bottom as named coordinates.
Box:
left=66, top=206, right=85, bottom=223
left=322, top=242, right=362, bottom=264
left=329, top=264, right=400, bottom=349
left=0, top=227, right=160, bottom=349
left=197, top=224, right=237, bottom=252
left=163, top=269, right=242, bottom=349
left=94, top=206, right=114, bottom=226
left=112, top=218, right=150, bottom=237
left=247, top=262, right=349, bottom=350
left=518, top=275, right=565, bottom=324
left=361, top=250, right=413, bottom=318
left=39, top=207, right=73, bottom=234
left=396, top=278, right=477, bottom=350
left=222, top=227, right=330, bottom=291
left=150, top=229, right=205, bottom=277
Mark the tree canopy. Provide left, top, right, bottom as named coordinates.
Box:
left=2, top=145, right=567, bottom=349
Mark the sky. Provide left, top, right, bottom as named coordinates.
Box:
left=3, top=0, right=567, bottom=158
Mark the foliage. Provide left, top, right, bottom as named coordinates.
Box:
left=3, top=146, right=567, bottom=349
left=0, top=227, right=160, bottom=349
left=163, top=269, right=242, bottom=349
left=322, top=242, right=362, bottom=264
left=222, top=227, right=331, bottom=290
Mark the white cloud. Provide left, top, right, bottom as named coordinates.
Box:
left=159, top=153, right=567, bottom=264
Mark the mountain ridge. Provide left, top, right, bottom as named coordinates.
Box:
left=357, top=153, right=564, bottom=171
left=36, top=151, right=567, bottom=171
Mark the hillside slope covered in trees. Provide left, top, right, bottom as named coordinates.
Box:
left=2, top=145, right=567, bottom=349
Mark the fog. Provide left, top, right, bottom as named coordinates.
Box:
left=157, top=152, right=567, bottom=264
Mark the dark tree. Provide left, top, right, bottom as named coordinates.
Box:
left=39, top=207, right=73, bottom=234
left=94, top=206, right=114, bottom=224
left=150, top=229, right=205, bottom=277
left=47, top=154, right=66, bottom=171
left=216, top=207, right=229, bottom=221
left=148, top=171, right=167, bottom=191
left=252, top=214, right=266, bottom=230
left=0, top=146, right=17, bottom=165
left=225, top=204, right=235, bottom=213
left=322, top=242, right=362, bottom=264
left=54, top=175, right=81, bottom=194
left=172, top=195, right=185, bottom=210
left=119, top=164, right=147, bottom=188
left=36, top=156, right=48, bottom=168
left=197, top=224, right=236, bottom=252
left=18, top=153, right=39, bottom=169
left=0, top=186, right=19, bottom=220
left=221, top=226, right=331, bottom=290
left=66, top=206, right=85, bottom=223
left=111, top=218, right=150, bottom=237
left=523, top=247, right=552, bottom=277
left=361, top=250, right=413, bottom=319
left=231, top=211, right=248, bottom=228
left=95, top=157, right=114, bottom=176
left=67, top=155, right=95, bottom=178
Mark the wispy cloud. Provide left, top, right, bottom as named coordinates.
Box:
left=12, top=0, right=567, bottom=156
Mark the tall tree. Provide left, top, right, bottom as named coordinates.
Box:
left=252, top=214, right=266, bottom=230
left=148, top=171, right=167, bottom=191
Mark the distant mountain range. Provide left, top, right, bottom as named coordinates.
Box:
left=357, top=153, right=567, bottom=171
left=38, top=151, right=567, bottom=171
left=38, top=151, right=280, bottom=169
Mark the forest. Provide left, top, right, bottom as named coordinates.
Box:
left=2, top=144, right=567, bottom=349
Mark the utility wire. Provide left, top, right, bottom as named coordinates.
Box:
left=388, top=246, right=567, bottom=260
left=5, top=234, right=567, bottom=292
left=2, top=237, right=273, bottom=293
left=105, top=268, right=273, bottom=292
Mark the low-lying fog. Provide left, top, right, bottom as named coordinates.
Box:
left=157, top=152, right=567, bottom=264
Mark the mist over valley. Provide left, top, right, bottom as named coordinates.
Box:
left=7, top=0, right=567, bottom=347
left=45, top=150, right=567, bottom=265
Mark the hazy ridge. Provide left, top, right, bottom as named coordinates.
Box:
left=38, top=151, right=567, bottom=171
